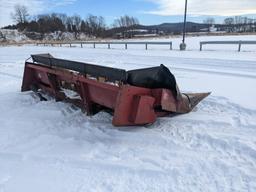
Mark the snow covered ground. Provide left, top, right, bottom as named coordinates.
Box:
left=0, top=35, right=256, bottom=192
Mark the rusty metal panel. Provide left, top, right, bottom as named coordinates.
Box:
left=22, top=60, right=210, bottom=127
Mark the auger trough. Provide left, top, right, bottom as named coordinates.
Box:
left=21, top=54, right=210, bottom=126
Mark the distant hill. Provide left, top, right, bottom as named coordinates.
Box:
left=136, top=22, right=210, bottom=34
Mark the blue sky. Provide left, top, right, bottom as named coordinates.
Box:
left=1, top=0, right=256, bottom=27
left=51, top=0, right=187, bottom=25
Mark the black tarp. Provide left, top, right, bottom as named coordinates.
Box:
left=127, top=64, right=178, bottom=98
left=31, top=54, right=127, bottom=82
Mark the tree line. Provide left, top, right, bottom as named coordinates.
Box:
left=223, top=16, right=256, bottom=32
left=5, top=4, right=140, bottom=38
left=203, top=16, right=256, bottom=33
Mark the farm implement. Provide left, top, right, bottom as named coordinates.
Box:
left=21, top=54, right=210, bottom=126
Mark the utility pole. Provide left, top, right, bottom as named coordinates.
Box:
left=180, top=0, right=188, bottom=50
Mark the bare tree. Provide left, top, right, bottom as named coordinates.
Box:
left=113, top=15, right=139, bottom=28
left=36, top=14, right=65, bottom=33
left=11, top=4, right=29, bottom=24
left=234, top=16, right=243, bottom=25
left=203, top=17, right=215, bottom=25
left=86, top=15, right=97, bottom=35
left=247, top=18, right=255, bottom=32
left=54, top=13, right=68, bottom=29
left=202, top=17, right=215, bottom=32
left=86, top=14, right=106, bottom=37
left=223, top=17, right=234, bottom=32
left=223, top=16, right=256, bottom=33
left=72, top=15, right=82, bottom=31
left=113, top=15, right=139, bottom=38
left=66, top=17, right=73, bottom=32
left=80, top=20, right=87, bottom=32
left=96, top=16, right=106, bottom=36
left=224, top=17, right=234, bottom=25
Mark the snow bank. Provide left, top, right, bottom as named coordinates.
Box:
left=0, top=29, right=29, bottom=42
left=0, top=29, right=92, bottom=43
left=43, top=31, right=91, bottom=41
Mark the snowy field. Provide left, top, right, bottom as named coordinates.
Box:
left=0, top=35, right=256, bottom=192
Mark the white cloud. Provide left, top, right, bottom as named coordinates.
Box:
left=0, top=0, right=77, bottom=27
left=144, top=0, right=256, bottom=16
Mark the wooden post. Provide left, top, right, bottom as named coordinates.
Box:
left=145, top=43, right=148, bottom=50
left=81, top=43, right=83, bottom=48
left=238, top=43, right=241, bottom=52
left=125, top=44, right=127, bottom=50
left=170, top=42, right=172, bottom=50
left=70, top=44, right=71, bottom=47
left=200, top=43, right=202, bottom=51
left=108, top=43, right=110, bottom=49
left=93, top=43, right=96, bottom=48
